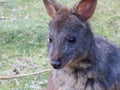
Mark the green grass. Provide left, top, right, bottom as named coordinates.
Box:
left=0, top=0, right=120, bottom=90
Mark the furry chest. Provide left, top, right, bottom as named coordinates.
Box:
left=52, top=69, right=105, bottom=90
left=53, top=70, right=88, bottom=90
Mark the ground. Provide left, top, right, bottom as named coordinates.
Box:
left=0, top=0, right=120, bottom=90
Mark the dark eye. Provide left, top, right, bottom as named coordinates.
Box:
left=67, top=36, right=76, bottom=43
left=49, top=37, right=53, bottom=43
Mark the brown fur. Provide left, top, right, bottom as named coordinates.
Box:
left=46, top=69, right=104, bottom=90
left=51, top=8, right=69, bottom=32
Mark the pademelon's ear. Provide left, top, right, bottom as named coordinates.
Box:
left=73, top=0, right=97, bottom=20
left=43, top=0, right=61, bottom=18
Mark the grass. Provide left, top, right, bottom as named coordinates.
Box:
left=0, top=0, right=120, bottom=90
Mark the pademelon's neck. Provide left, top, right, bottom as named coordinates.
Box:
left=53, top=68, right=88, bottom=90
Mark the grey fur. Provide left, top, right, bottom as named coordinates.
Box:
left=45, top=1, right=120, bottom=90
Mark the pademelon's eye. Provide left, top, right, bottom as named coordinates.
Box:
left=67, top=36, right=76, bottom=43
left=49, top=37, right=53, bottom=43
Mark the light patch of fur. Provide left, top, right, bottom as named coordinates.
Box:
left=51, top=67, right=106, bottom=90
left=53, top=69, right=87, bottom=90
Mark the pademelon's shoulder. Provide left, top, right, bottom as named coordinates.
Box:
left=94, top=35, right=120, bottom=56
left=94, top=35, right=118, bottom=48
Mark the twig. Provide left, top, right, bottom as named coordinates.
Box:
left=25, top=85, right=42, bottom=90
left=0, top=69, right=51, bottom=80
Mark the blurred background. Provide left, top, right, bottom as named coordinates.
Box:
left=0, top=0, right=120, bottom=90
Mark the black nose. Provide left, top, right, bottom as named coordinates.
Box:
left=51, top=61, right=61, bottom=69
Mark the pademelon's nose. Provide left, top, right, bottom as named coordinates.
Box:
left=51, top=60, right=61, bottom=69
